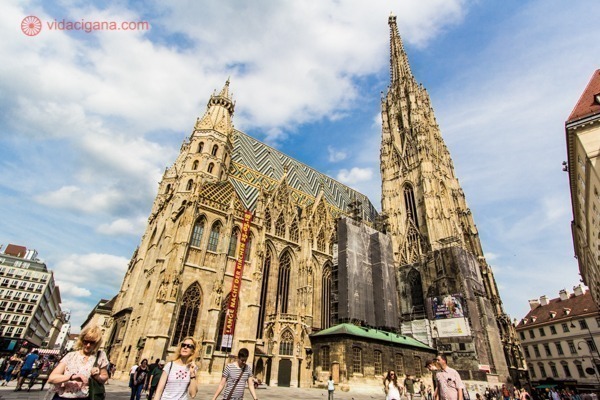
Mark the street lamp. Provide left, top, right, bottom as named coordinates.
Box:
left=571, top=321, right=600, bottom=394
left=575, top=341, right=600, bottom=389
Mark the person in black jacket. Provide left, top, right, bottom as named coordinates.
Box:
left=130, top=359, right=149, bottom=400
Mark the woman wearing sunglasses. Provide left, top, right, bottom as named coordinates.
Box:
left=47, top=325, right=109, bottom=399
left=153, top=337, right=199, bottom=400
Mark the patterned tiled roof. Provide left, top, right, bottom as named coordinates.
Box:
left=567, top=69, right=600, bottom=123
left=515, top=290, right=598, bottom=329
left=228, top=130, right=378, bottom=222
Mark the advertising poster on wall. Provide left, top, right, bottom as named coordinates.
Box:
left=430, top=294, right=466, bottom=319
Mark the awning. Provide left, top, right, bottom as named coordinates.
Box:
left=33, top=348, right=61, bottom=356
left=535, top=384, right=557, bottom=389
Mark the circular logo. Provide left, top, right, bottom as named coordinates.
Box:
left=21, top=16, right=42, bottom=36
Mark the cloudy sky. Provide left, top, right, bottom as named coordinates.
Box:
left=1, top=0, right=598, bottom=330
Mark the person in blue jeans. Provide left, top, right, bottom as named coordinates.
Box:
left=2, top=354, right=21, bottom=385
left=130, top=358, right=149, bottom=400
left=327, top=376, right=335, bottom=400
left=15, top=350, right=39, bottom=391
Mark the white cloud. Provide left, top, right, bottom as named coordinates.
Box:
left=336, top=167, right=373, bottom=184
left=97, top=216, right=147, bottom=236
left=327, top=146, right=347, bottom=162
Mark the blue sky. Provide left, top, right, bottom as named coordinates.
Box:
left=1, top=0, right=599, bottom=330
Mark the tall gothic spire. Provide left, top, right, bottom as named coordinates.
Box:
left=194, top=79, right=235, bottom=135
left=388, top=13, right=413, bottom=85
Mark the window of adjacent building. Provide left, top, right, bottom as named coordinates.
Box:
left=207, top=163, right=214, bottom=173
left=586, top=339, right=598, bottom=353
left=374, top=350, right=383, bottom=375
left=36, top=284, right=43, bottom=292
left=562, top=323, right=569, bottom=333
left=279, top=330, right=294, bottom=356
left=395, top=354, right=404, bottom=376
left=533, top=345, right=541, bottom=358
left=550, top=364, right=558, bottom=378
left=20, top=316, right=27, bottom=325
left=17, top=304, right=25, bottom=313
left=576, top=363, right=585, bottom=378
left=544, top=344, right=552, bottom=356
left=459, top=343, right=466, bottom=351
left=211, top=145, right=218, bottom=156
left=192, top=160, right=199, bottom=170
left=207, top=222, right=221, bottom=252
left=198, top=142, right=204, bottom=153
left=550, top=325, right=557, bottom=334
left=524, top=347, right=531, bottom=358
left=562, top=362, right=572, bottom=378
left=7, top=303, right=15, bottom=311
left=191, top=218, right=205, bottom=248
left=529, top=330, right=535, bottom=339
left=172, top=283, right=201, bottom=346
left=555, top=342, right=564, bottom=355
left=15, top=328, right=23, bottom=336
left=538, top=327, right=545, bottom=336
left=26, top=305, right=33, bottom=313
left=528, top=364, right=536, bottom=378
left=18, top=282, right=26, bottom=289
left=11, top=315, right=19, bottom=323
left=0, top=301, right=7, bottom=311
left=352, top=347, right=362, bottom=374
left=568, top=340, right=577, bottom=354
left=186, top=179, right=193, bottom=191
left=519, top=332, right=525, bottom=340
left=28, top=283, right=35, bottom=290
left=321, top=346, right=330, bottom=371
left=579, top=319, right=588, bottom=329
left=414, top=356, right=422, bottom=378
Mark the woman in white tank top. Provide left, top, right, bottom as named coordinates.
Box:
left=153, top=337, right=199, bottom=400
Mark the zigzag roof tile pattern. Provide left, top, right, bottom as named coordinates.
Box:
left=228, top=130, right=378, bottom=222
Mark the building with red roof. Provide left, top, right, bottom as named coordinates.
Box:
left=566, top=69, right=600, bottom=311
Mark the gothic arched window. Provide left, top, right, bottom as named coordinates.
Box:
left=190, top=218, right=205, bottom=247
left=316, top=230, right=325, bottom=252
left=264, top=209, right=272, bottom=233
left=290, top=219, right=299, bottom=242
left=198, top=142, right=204, bottom=153
left=211, top=145, right=219, bottom=156
left=186, top=179, right=193, bottom=191
left=172, top=283, right=201, bottom=345
left=207, top=163, right=214, bottom=173
left=165, top=184, right=171, bottom=194
left=329, top=234, right=335, bottom=255
left=403, top=184, right=419, bottom=227
left=207, top=222, right=221, bottom=252
left=276, top=251, right=291, bottom=313
left=256, top=248, right=271, bottom=338
left=322, top=264, right=332, bottom=329
left=245, top=235, right=252, bottom=262
left=192, top=160, right=199, bottom=170
left=275, top=213, right=286, bottom=237
left=407, top=269, right=424, bottom=310
left=228, top=228, right=239, bottom=257
left=279, top=330, right=294, bottom=355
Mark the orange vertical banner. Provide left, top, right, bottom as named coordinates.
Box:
left=221, top=210, right=253, bottom=350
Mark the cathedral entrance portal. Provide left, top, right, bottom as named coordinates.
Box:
left=277, top=359, right=292, bottom=387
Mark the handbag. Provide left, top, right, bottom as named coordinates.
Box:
left=88, top=351, right=106, bottom=400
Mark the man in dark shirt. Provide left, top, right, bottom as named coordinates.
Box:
left=405, top=374, right=415, bottom=400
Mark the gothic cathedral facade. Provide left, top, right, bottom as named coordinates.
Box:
left=105, top=15, right=526, bottom=388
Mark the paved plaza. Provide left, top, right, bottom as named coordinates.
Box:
left=0, top=379, right=388, bottom=400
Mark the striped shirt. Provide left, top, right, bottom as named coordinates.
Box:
left=222, top=362, right=253, bottom=400
left=161, top=362, right=191, bottom=400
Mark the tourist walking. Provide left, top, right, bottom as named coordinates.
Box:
left=433, top=354, right=465, bottom=400
left=211, top=347, right=258, bottom=400
left=384, top=370, right=402, bottom=400
left=405, top=374, right=416, bottom=400
left=148, top=360, right=165, bottom=400
left=327, top=375, right=335, bottom=400
left=47, top=325, right=109, bottom=399
left=15, top=349, right=39, bottom=391
left=130, top=358, right=149, bottom=400
left=2, top=353, right=21, bottom=386
left=153, top=336, right=199, bottom=400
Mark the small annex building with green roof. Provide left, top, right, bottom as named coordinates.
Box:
left=310, top=323, right=436, bottom=388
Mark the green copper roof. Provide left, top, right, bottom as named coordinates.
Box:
left=311, top=323, right=435, bottom=351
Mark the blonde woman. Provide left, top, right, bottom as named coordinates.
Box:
left=154, top=337, right=199, bottom=400
left=47, top=325, right=109, bottom=399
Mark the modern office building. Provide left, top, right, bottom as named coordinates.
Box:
left=566, top=69, right=600, bottom=309
left=516, top=285, right=600, bottom=392
left=0, top=244, right=62, bottom=352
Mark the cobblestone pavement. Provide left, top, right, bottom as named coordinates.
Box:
left=0, top=379, right=389, bottom=400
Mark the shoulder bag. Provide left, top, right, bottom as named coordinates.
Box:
left=225, top=365, right=247, bottom=400
left=88, top=351, right=106, bottom=400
